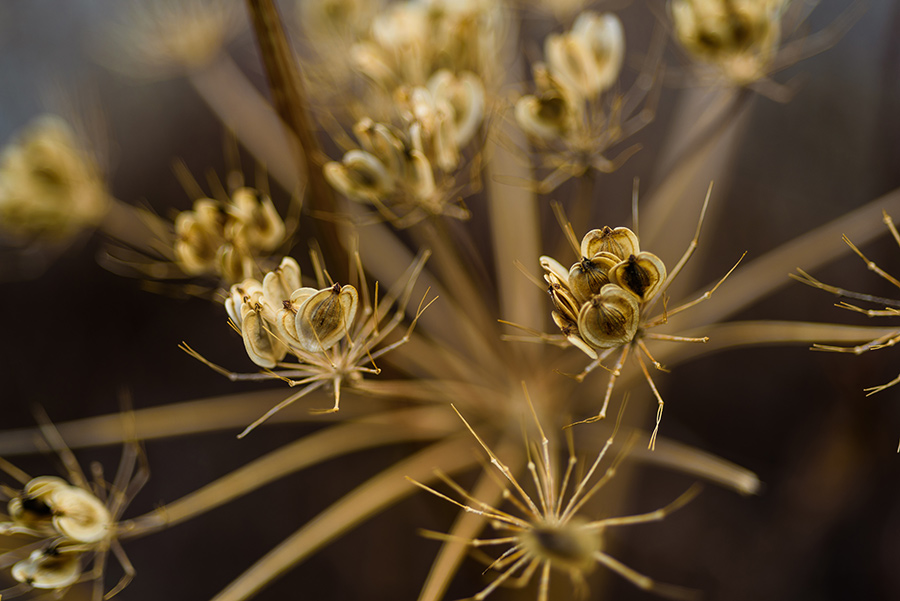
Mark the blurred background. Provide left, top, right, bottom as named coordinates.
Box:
left=1, top=1, right=900, bottom=600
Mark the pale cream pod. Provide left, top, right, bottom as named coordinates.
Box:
left=295, top=284, right=359, bottom=353
left=49, top=485, right=112, bottom=543
left=174, top=200, right=224, bottom=275
left=669, top=0, right=783, bottom=84
left=514, top=91, right=573, bottom=141
left=544, top=271, right=581, bottom=325
left=577, top=283, right=640, bottom=349
left=571, top=11, right=625, bottom=95
left=262, top=257, right=302, bottom=311
left=545, top=32, right=599, bottom=101
left=610, top=251, right=667, bottom=302
left=224, top=278, right=264, bottom=328
left=539, top=255, right=570, bottom=285
left=581, top=226, right=640, bottom=260
left=227, top=188, right=286, bottom=252
left=12, top=547, right=83, bottom=590
left=353, top=118, right=407, bottom=178
left=552, top=310, right=598, bottom=359
left=239, top=292, right=288, bottom=368
left=428, top=70, right=485, bottom=147
left=216, top=242, right=255, bottom=284
left=7, top=476, right=69, bottom=535
left=324, top=150, right=395, bottom=203
left=403, top=148, right=437, bottom=203
left=275, top=286, right=319, bottom=348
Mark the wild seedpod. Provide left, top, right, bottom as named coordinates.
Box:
left=668, top=0, right=864, bottom=99
left=182, top=250, right=435, bottom=437
left=409, top=399, right=702, bottom=601
left=325, top=113, right=474, bottom=226
left=0, top=114, right=109, bottom=242
left=0, top=417, right=148, bottom=600
left=669, top=0, right=784, bottom=85
left=528, top=187, right=742, bottom=448
left=512, top=11, right=660, bottom=192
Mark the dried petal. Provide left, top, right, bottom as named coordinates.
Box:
left=571, top=12, right=625, bottom=94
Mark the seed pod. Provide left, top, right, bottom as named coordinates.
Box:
left=295, top=284, right=359, bottom=353
left=227, top=188, right=286, bottom=252
left=552, top=311, right=598, bottom=359
left=7, top=476, right=68, bottom=535
left=403, top=147, right=437, bottom=203
left=670, top=0, right=781, bottom=84
left=544, top=272, right=581, bottom=324
left=567, top=251, right=619, bottom=305
left=275, top=286, right=318, bottom=348
left=515, top=90, right=574, bottom=141
left=609, top=251, right=667, bottom=301
left=545, top=31, right=598, bottom=100
left=174, top=199, right=224, bottom=275
left=217, top=243, right=255, bottom=284
left=428, top=70, right=485, bottom=147
left=571, top=12, right=625, bottom=95
left=12, top=546, right=83, bottom=589
left=577, top=283, right=640, bottom=349
left=353, top=118, right=406, bottom=178
left=49, top=485, right=111, bottom=543
left=540, top=255, right=570, bottom=284
left=239, top=292, right=288, bottom=368
left=581, top=226, right=640, bottom=261
left=324, top=150, right=395, bottom=203
left=224, top=279, right=263, bottom=327
left=262, top=257, right=302, bottom=311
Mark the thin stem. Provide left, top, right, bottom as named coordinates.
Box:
left=120, top=406, right=456, bottom=538
left=210, top=434, right=477, bottom=601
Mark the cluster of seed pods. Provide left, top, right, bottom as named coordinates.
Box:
left=224, top=256, right=359, bottom=370
left=541, top=225, right=666, bottom=358
left=174, top=187, right=287, bottom=283
left=1, top=476, right=112, bottom=590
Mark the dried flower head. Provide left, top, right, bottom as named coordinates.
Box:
left=513, top=11, right=658, bottom=192
left=0, top=419, right=148, bottom=600
left=669, top=0, right=785, bottom=85
left=96, top=0, right=244, bottom=80
left=183, top=250, right=435, bottom=437
left=0, top=115, right=109, bottom=242
left=324, top=70, right=484, bottom=226
left=409, top=400, right=701, bottom=601
left=525, top=188, right=742, bottom=448
left=348, top=0, right=506, bottom=92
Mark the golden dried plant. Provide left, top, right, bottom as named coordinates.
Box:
left=0, top=2, right=897, bottom=601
